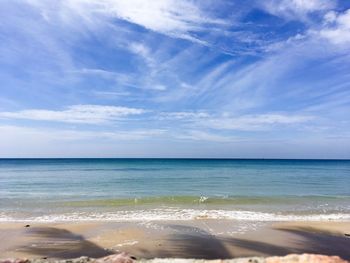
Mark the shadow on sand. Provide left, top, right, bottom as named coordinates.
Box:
left=18, top=227, right=112, bottom=259
left=134, top=224, right=350, bottom=260
left=17, top=225, right=350, bottom=260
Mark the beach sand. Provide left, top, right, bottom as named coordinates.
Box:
left=0, top=220, right=349, bottom=260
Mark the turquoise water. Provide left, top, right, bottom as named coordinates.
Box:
left=0, top=158, right=349, bottom=222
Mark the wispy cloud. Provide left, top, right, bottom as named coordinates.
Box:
left=162, top=112, right=314, bottom=131
left=199, top=114, right=314, bottom=131
left=261, top=0, right=335, bottom=20
left=0, top=125, right=165, bottom=141
left=1, top=0, right=349, bottom=158
left=92, top=91, right=131, bottom=98
left=128, top=42, right=155, bottom=68
left=0, top=105, right=146, bottom=124
left=32, top=0, right=227, bottom=44
left=91, top=0, right=227, bottom=42
left=159, top=111, right=210, bottom=120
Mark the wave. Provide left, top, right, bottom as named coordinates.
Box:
left=1, top=208, right=349, bottom=223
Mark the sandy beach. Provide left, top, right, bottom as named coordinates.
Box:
left=1, top=220, right=349, bottom=260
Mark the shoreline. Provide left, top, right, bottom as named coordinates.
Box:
left=1, top=220, right=349, bottom=260
left=2, top=205, right=350, bottom=222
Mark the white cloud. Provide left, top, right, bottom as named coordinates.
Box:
left=29, top=0, right=226, bottom=43
left=128, top=42, right=155, bottom=67
left=262, top=0, right=335, bottom=20
left=0, top=105, right=146, bottom=124
left=163, top=112, right=313, bottom=131
left=160, top=111, right=210, bottom=120
left=94, top=0, right=226, bottom=42
left=74, top=68, right=125, bottom=78
left=163, top=111, right=311, bottom=132
left=0, top=125, right=165, bottom=142
left=129, top=42, right=151, bottom=59
left=319, top=9, right=350, bottom=45
left=200, top=114, right=313, bottom=131
left=151, top=84, right=167, bottom=91
left=93, top=91, right=131, bottom=98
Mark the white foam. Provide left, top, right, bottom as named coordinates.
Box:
left=0, top=208, right=349, bottom=222
left=113, top=240, right=139, bottom=247
left=199, top=196, right=209, bottom=203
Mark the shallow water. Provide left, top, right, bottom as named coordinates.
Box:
left=0, top=158, right=349, bottom=222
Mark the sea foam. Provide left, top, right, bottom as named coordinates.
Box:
left=1, top=208, right=349, bottom=222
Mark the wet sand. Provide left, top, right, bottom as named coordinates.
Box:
left=0, top=220, right=349, bottom=260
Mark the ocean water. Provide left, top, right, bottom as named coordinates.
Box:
left=0, top=158, right=349, bottom=222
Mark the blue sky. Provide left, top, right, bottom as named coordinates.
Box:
left=0, top=0, right=350, bottom=158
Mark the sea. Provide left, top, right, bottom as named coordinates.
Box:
left=0, top=158, right=349, bottom=222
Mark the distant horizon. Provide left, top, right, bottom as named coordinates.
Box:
left=1, top=157, right=349, bottom=160
left=1, top=0, right=350, bottom=158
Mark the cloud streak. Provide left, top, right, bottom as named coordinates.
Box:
left=94, top=0, right=227, bottom=42
left=0, top=105, right=146, bottom=124
left=30, top=0, right=227, bottom=44
left=161, top=112, right=314, bottom=131
left=200, top=114, right=314, bottom=131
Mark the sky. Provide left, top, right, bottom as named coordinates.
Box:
left=0, top=0, right=350, bottom=158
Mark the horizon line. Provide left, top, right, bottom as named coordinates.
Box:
left=0, top=157, right=349, bottom=161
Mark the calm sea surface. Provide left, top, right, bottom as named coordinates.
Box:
left=0, top=158, right=349, bottom=222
